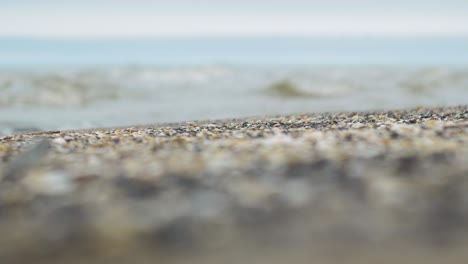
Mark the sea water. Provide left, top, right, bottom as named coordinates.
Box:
left=0, top=37, right=467, bottom=134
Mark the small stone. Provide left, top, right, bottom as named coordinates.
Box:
left=390, top=123, right=420, bottom=135
left=422, top=120, right=445, bottom=132
left=52, top=137, right=67, bottom=145
left=351, top=123, right=366, bottom=129
left=23, top=170, right=74, bottom=196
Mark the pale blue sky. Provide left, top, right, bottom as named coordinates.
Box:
left=1, top=0, right=468, bottom=37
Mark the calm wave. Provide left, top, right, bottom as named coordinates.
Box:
left=1, top=65, right=467, bottom=134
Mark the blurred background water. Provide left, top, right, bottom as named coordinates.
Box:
left=1, top=37, right=468, bottom=134
left=1, top=0, right=468, bottom=134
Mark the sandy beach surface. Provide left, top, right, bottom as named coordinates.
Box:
left=0, top=105, right=467, bottom=263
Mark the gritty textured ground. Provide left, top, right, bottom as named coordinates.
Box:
left=0, top=105, right=467, bottom=263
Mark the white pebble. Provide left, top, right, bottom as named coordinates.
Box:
left=351, top=123, right=366, bottom=129
left=24, top=170, right=74, bottom=196
left=52, top=137, right=67, bottom=145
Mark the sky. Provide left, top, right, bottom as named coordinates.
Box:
left=1, top=0, right=468, bottom=38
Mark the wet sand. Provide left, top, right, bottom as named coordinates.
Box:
left=0, top=105, right=467, bottom=263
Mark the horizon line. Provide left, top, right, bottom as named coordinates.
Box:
left=2, top=33, right=468, bottom=41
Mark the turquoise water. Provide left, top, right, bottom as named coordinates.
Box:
left=1, top=37, right=468, bottom=67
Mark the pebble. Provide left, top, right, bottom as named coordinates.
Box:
left=23, top=170, right=74, bottom=196
left=0, top=105, right=466, bottom=263
left=52, top=137, right=67, bottom=145
left=351, top=122, right=366, bottom=129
